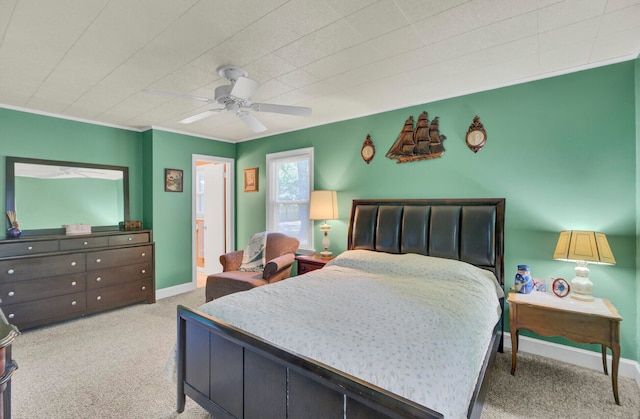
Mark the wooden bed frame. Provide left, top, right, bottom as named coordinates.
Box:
left=177, top=198, right=505, bottom=418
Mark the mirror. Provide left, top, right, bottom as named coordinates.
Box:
left=6, top=157, right=129, bottom=236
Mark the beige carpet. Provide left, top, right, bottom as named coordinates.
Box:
left=11, top=288, right=640, bottom=418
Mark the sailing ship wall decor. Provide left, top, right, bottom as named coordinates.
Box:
left=385, top=111, right=446, bottom=163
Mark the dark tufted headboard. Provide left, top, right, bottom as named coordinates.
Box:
left=347, top=198, right=505, bottom=286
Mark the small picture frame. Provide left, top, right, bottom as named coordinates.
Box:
left=165, top=168, right=183, bottom=192
left=244, top=167, right=258, bottom=192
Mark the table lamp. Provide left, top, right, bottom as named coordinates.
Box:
left=309, top=190, right=338, bottom=257
left=552, top=230, right=616, bottom=301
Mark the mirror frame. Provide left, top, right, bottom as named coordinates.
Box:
left=6, top=156, right=130, bottom=236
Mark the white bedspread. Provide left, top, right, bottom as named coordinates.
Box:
left=198, top=250, right=502, bottom=418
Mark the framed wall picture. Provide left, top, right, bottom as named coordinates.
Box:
left=165, top=168, right=183, bottom=192
left=244, top=167, right=258, bottom=192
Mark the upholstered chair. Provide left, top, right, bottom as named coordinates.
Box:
left=205, top=232, right=299, bottom=302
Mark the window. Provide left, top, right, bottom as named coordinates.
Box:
left=266, top=147, right=314, bottom=251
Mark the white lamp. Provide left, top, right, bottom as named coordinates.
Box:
left=552, top=230, right=616, bottom=301
left=309, top=190, right=338, bottom=257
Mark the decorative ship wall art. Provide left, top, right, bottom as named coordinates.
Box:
left=385, top=111, right=446, bottom=163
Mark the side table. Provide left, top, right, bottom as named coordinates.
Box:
left=507, top=291, right=622, bottom=405
left=295, top=254, right=335, bottom=275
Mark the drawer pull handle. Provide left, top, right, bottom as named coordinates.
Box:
left=141, top=286, right=146, bottom=290
left=7, top=269, right=14, bottom=275
left=27, top=246, right=33, bottom=250
left=128, top=237, right=132, bottom=241
left=96, top=258, right=102, bottom=263
left=141, top=252, right=146, bottom=257
left=71, top=281, right=77, bottom=286
left=141, top=269, right=146, bottom=274
left=83, top=241, right=88, bottom=245
left=8, top=291, right=14, bottom=297
left=8, top=314, right=14, bottom=319
left=71, top=261, right=77, bottom=267
left=71, top=301, right=77, bottom=306
left=96, top=277, right=102, bottom=282
left=96, top=296, right=102, bottom=301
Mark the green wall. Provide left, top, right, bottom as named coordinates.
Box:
left=144, top=129, right=235, bottom=290
left=635, top=53, right=640, bottom=365
left=236, top=62, right=638, bottom=360
left=0, top=108, right=144, bottom=222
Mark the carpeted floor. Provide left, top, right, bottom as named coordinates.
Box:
left=11, top=288, right=640, bottom=418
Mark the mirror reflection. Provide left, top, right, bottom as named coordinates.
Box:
left=7, top=157, right=128, bottom=233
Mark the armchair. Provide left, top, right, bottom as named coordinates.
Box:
left=205, top=232, right=299, bottom=302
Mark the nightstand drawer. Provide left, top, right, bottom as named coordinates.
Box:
left=295, top=254, right=335, bottom=276
left=298, top=261, right=322, bottom=275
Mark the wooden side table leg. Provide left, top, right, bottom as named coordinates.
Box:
left=510, top=329, right=518, bottom=375
left=601, top=345, right=608, bottom=375
left=611, top=344, right=621, bottom=405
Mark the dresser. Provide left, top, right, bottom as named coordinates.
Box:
left=0, top=230, right=155, bottom=330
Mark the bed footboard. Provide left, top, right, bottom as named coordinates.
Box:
left=177, top=305, right=444, bottom=419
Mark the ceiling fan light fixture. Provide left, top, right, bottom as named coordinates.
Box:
left=146, top=64, right=312, bottom=131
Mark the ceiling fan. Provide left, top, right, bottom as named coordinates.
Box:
left=145, top=65, right=312, bottom=133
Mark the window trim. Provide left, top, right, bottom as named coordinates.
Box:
left=266, top=147, right=314, bottom=253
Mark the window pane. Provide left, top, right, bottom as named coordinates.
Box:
left=277, top=160, right=309, bottom=201
left=277, top=203, right=310, bottom=246
left=266, top=147, right=314, bottom=251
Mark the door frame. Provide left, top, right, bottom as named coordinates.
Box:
left=191, top=154, right=235, bottom=287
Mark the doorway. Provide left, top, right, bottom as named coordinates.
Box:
left=192, top=154, right=234, bottom=288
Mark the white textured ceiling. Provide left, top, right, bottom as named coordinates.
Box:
left=1, top=0, right=639, bottom=142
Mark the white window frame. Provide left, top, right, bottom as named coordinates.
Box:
left=266, top=147, right=314, bottom=253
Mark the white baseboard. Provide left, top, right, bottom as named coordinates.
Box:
left=504, top=332, right=640, bottom=389
left=155, top=282, right=196, bottom=300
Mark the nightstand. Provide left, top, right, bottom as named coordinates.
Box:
left=508, top=291, right=622, bottom=404
left=295, top=254, right=335, bottom=275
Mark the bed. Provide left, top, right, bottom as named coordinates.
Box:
left=176, top=198, right=505, bottom=418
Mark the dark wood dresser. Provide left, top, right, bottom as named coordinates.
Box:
left=0, top=230, right=155, bottom=330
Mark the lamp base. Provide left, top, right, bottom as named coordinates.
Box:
left=570, top=293, right=594, bottom=302
left=570, top=262, right=594, bottom=302
left=319, top=250, right=332, bottom=257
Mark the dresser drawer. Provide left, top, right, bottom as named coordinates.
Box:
left=0, top=253, right=86, bottom=282
left=87, top=278, right=152, bottom=310
left=0, top=273, right=86, bottom=304
left=108, top=233, right=150, bottom=246
left=0, top=240, right=59, bottom=257
left=2, top=291, right=86, bottom=326
left=86, top=263, right=152, bottom=289
left=86, top=245, right=152, bottom=270
left=59, top=236, right=109, bottom=251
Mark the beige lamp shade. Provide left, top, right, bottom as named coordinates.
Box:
left=309, top=190, right=339, bottom=221
left=552, top=230, right=616, bottom=265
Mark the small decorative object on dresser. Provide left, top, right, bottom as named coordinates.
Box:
left=552, top=277, right=570, bottom=297
left=465, top=115, right=487, bottom=153
left=512, top=264, right=533, bottom=294
left=243, top=167, right=258, bottom=192
left=361, top=134, right=375, bottom=164
left=165, top=168, right=183, bottom=192
left=295, top=253, right=336, bottom=275
left=5, top=211, right=20, bottom=239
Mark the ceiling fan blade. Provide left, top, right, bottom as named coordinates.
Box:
left=179, top=109, right=223, bottom=124
left=237, top=112, right=267, bottom=133
left=250, top=102, right=312, bottom=117
left=143, top=89, right=213, bottom=103
left=230, top=77, right=260, bottom=101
